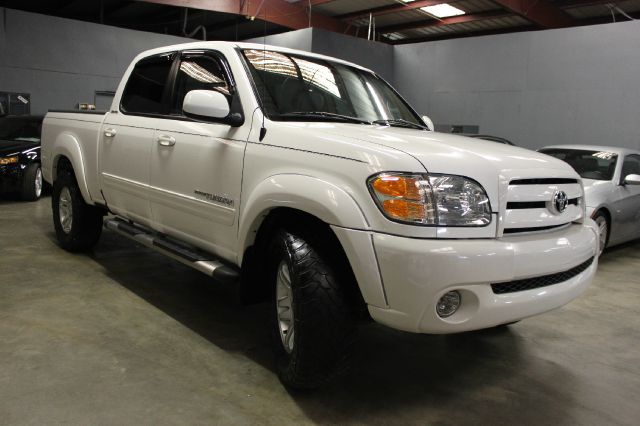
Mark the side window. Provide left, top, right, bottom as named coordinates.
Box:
left=621, top=154, right=640, bottom=179
left=121, top=53, right=174, bottom=115
left=171, top=55, right=231, bottom=115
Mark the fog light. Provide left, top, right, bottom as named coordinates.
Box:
left=436, top=291, right=461, bottom=318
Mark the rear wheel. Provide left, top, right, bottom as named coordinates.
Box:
left=52, top=169, right=104, bottom=251
left=21, top=163, right=43, bottom=201
left=593, top=211, right=609, bottom=255
left=269, top=228, right=355, bottom=389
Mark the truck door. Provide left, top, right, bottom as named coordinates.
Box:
left=148, top=51, right=249, bottom=261
left=99, top=52, right=175, bottom=227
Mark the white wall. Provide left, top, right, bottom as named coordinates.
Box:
left=394, top=21, right=640, bottom=150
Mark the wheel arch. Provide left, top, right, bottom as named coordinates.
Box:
left=48, top=132, right=93, bottom=204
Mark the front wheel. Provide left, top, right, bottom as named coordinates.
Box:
left=269, top=228, right=355, bottom=389
left=21, top=163, right=43, bottom=201
left=52, top=170, right=104, bottom=252
left=593, top=211, right=609, bottom=255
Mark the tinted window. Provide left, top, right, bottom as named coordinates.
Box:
left=171, top=55, right=231, bottom=115
left=540, top=149, right=618, bottom=181
left=121, top=53, right=174, bottom=114
left=621, top=154, right=640, bottom=179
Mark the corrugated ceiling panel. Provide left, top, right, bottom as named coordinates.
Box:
left=564, top=0, right=640, bottom=20
left=453, top=0, right=504, bottom=13
left=313, top=0, right=396, bottom=16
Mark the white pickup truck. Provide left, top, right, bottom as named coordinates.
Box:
left=42, top=41, right=599, bottom=388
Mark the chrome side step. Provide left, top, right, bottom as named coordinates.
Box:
left=104, top=218, right=239, bottom=283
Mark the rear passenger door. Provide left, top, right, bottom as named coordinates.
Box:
left=148, top=50, right=249, bottom=261
left=99, top=52, right=175, bottom=226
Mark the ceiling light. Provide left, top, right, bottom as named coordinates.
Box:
left=421, top=3, right=466, bottom=18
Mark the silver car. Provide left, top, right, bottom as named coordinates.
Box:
left=539, top=145, right=640, bottom=253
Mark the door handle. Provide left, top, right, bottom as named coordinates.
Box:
left=104, top=128, right=117, bottom=138
left=157, top=134, right=176, bottom=146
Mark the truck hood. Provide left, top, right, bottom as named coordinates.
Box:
left=312, top=125, right=580, bottom=211
left=316, top=125, right=575, bottom=175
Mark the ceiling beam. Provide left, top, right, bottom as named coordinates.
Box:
left=377, top=10, right=510, bottom=34
left=491, top=0, right=574, bottom=28
left=557, top=0, right=615, bottom=7
left=338, top=0, right=445, bottom=21
left=131, top=0, right=349, bottom=33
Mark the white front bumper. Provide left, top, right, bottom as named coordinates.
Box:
left=364, top=221, right=599, bottom=333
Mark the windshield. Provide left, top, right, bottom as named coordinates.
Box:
left=540, top=148, right=618, bottom=181
left=0, top=117, right=43, bottom=143
left=241, top=49, right=424, bottom=128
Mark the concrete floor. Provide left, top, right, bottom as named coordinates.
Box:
left=1, top=196, right=639, bottom=426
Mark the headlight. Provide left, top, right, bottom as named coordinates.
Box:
left=367, top=172, right=492, bottom=226
left=0, top=156, right=18, bottom=165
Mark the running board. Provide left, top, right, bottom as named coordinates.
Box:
left=104, top=218, right=239, bottom=284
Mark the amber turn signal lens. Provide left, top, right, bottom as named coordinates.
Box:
left=382, top=199, right=426, bottom=221
left=371, top=175, right=422, bottom=200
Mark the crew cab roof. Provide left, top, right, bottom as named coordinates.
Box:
left=129, top=41, right=373, bottom=74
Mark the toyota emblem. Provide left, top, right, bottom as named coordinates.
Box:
left=552, top=190, right=569, bottom=213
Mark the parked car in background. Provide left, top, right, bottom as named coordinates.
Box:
left=0, top=115, right=44, bottom=201
left=539, top=145, right=640, bottom=253
left=459, top=134, right=516, bottom=146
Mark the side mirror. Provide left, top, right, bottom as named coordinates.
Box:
left=183, top=90, right=242, bottom=126
left=421, top=115, right=434, bottom=131
left=623, top=174, right=640, bottom=185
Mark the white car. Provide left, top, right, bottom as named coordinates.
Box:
left=41, top=42, right=598, bottom=388
left=539, top=145, right=640, bottom=253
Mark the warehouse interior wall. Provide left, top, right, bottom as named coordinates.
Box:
left=393, top=21, right=640, bottom=150
left=0, top=8, right=190, bottom=115
left=1, top=7, right=639, bottom=151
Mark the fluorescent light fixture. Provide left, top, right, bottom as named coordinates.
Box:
left=401, top=0, right=415, bottom=2
left=421, top=3, right=466, bottom=18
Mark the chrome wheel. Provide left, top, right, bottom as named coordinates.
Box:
left=34, top=167, right=43, bottom=198
left=58, top=187, right=73, bottom=234
left=276, top=260, right=295, bottom=353
left=595, top=215, right=608, bottom=255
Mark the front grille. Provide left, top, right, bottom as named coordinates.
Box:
left=503, top=223, right=570, bottom=234
left=507, top=198, right=579, bottom=210
left=509, top=178, right=578, bottom=185
left=491, top=257, right=594, bottom=294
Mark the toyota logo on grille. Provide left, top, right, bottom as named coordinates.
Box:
left=552, top=190, right=569, bottom=213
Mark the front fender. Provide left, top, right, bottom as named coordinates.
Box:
left=238, top=174, right=389, bottom=307
left=48, top=132, right=93, bottom=205
left=238, top=174, right=370, bottom=255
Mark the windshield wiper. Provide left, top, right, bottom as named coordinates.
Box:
left=278, top=111, right=372, bottom=125
left=373, top=118, right=428, bottom=130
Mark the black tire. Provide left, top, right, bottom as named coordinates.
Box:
left=593, top=211, right=609, bottom=255
left=21, top=163, right=43, bottom=201
left=269, top=228, right=355, bottom=389
left=52, top=169, right=104, bottom=252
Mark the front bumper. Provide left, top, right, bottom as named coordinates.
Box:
left=366, top=221, right=599, bottom=333
left=0, top=164, right=25, bottom=192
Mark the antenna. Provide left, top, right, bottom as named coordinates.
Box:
left=259, top=0, right=268, bottom=141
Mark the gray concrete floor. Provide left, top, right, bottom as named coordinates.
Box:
left=1, top=196, right=639, bottom=426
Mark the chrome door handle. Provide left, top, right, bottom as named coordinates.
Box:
left=104, top=128, right=117, bottom=138
left=157, top=135, right=176, bottom=146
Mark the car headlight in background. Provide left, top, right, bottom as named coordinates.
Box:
left=368, top=172, right=492, bottom=226
left=0, top=156, right=19, bottom=165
